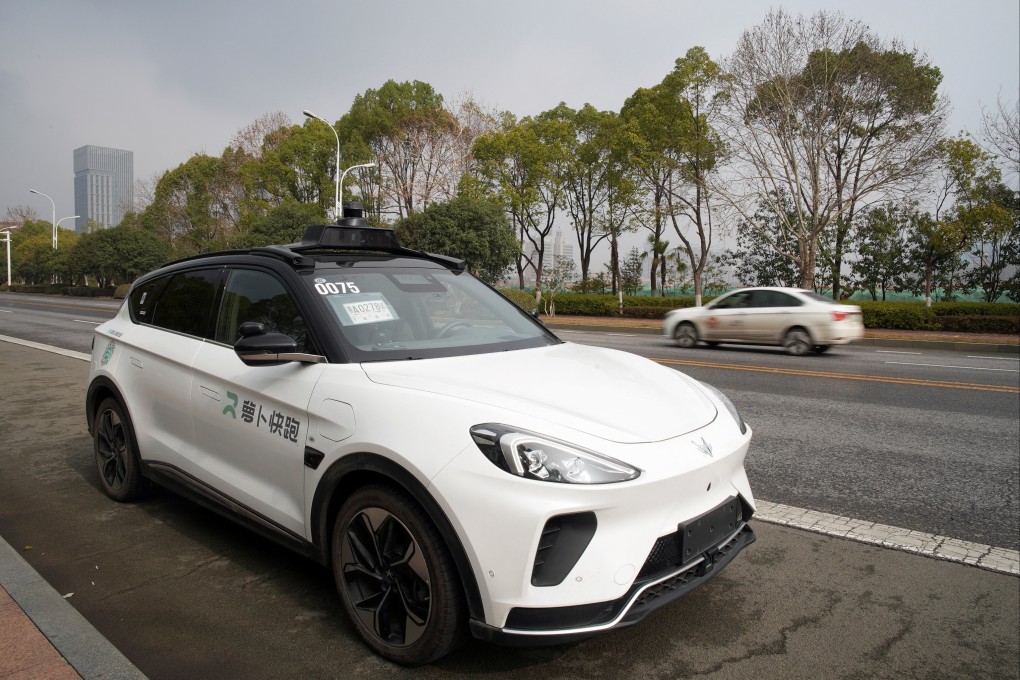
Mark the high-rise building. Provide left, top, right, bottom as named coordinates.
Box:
left=73, top=145, right=133, bottom=231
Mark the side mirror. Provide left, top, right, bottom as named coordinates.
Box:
left=233, top=322, right=326, bottom=366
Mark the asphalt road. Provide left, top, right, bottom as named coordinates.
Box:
left=0, top=342, right=1017, bottom=680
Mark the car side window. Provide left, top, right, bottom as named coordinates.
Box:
left=214, top=269, right=313, bottom=353
left=128, top=277, right=169, bottom=324
left=148, top=270, right=221, bottom=337
left=716, top=292, right=751, bottom=309
left=772, top=292, right=801, bottom=307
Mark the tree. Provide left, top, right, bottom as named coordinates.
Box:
left=902, top=208, right=970, bottom=304
left=393, top=196, right=518, bottom=284
left=473, top=110, right=572, bottom=300
left=230, top=201, right=326, bottom=248
left=620, top=246, right=644, bottom=295
left=340, top=80, right=457, bottom=221
left=722, top=192, right=802, bottom=288
left=852, top=204, right=911, bottom=300
left=540, top=254, right=577, bottom=316
left=720, top=8, right=947, bottom=292
left=621, top=47, right=727, bottom=305
left=977, top=95, right=1020, bottom=183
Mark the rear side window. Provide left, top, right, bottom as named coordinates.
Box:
left=128, top=277, right=168, bottom=324
left=148, top=270, right=222, bottom=338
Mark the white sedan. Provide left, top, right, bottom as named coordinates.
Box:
left=663, top=287, right=864, bottom=355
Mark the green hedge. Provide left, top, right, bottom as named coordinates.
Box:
left=929, top=302, right=1019, bottom=317
left=498, top=288, right=538, bottom=311
left=935, top=316, right=1019, bottom=334
left=63, top=286, right=116, bottom=297
left=855, top=301, right=938, bottom=331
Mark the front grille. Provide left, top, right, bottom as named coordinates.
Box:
left=637, top=497, right=748, bottom=580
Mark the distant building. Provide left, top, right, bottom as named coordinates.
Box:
left=73, top=145, right=133, bottom=231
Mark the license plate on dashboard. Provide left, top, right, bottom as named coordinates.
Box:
left=677, top=497, right=740, bottom=564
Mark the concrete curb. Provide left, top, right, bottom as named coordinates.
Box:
left=0, top=537, right=148, bottom=680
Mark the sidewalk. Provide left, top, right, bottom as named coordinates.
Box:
left=0, top=537, right=146, bottom=680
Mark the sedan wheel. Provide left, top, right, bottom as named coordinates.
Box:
left=673, top=323, right=698, bottom=349
left=333, top=485, right=465, bottom=665
left=93, top=398, right=148, bottom=502
left=784, top=329, right=812, bottom=356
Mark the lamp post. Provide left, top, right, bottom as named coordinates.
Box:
left=55, top=216, right=80, bottom=246
left=339, top=162, right=376, bottom=216
left=1, top=225, right=20, bottom=288
left=29, top=188, right=57, bottom=249
left=302, top=109, right=342, bottom=220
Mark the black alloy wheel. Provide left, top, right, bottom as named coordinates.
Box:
left=333, top=485, right=465, bottom=665
left=93, top=397, right=148, bottom=502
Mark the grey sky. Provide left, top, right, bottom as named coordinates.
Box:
left=1, top=0, right=1017, bottom=225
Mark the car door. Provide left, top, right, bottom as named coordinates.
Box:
left=190, top=268, right=325, bottom=536
left=124, top=269, right=221, bottom=472
left=745, top=290, right=787, bottom=342
left=706, top=291, right=753, bottom=341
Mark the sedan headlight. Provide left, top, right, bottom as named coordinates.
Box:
left=470, top=424, right=640, bottom=484
left=700, top=382, right=747, bottom=434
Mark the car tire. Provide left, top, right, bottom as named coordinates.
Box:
left=93, top=397, right=149, bottom=502
left=332, top=484, right=466, bottom=666
left=813, top=345, right=830, bottom=354
left=784, top=328, right=812, bottom=356
left=673, top=322, right=698, bottom=349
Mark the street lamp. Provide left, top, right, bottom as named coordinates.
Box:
left=339, top=162, right=376, bottom=216
left=302, top=109, right=342, bottom=220
left=1, top=224, right=20, bottom=288
left=29, top=188, right=57, bottom=249
left=55, top=215, right=80, bottom=247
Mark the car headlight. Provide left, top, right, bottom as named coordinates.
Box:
left=469, top=424, right=640, bottom=484
left=700, top=382, right=747, bottom=435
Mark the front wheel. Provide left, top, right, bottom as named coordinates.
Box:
left=332, top=485, right=466, bottom=665
left=93, top=398, right=148, bottom=502
left=784, top=328, right=812, bottom=356
left=673, top=322, right=698, bottom=349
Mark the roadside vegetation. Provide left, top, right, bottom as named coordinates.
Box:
left=2, top=8, right=1017, bottom=324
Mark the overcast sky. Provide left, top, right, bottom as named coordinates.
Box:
left=1, top=0, right=1017, bottom=226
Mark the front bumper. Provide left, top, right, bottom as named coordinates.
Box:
left=470, top=520, right=755, bottom=645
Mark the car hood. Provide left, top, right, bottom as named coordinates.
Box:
left=359, top=342, right=718, bottom=444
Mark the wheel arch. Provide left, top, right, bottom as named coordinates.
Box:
left=310, top=452, right=485, bottom=622
left=86, top=376, right=128, bottom=436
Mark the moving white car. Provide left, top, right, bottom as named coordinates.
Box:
left=663, top=287, right=864, bottom=355
left=86, top=209, right=755, bottom=665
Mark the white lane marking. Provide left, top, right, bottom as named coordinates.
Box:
left=755, top=501, right=1019, bottom=576
left=966, top=356, right=1020, bottom=361
left=0, top=309, right=11, bottom=313
left=884, top=361, right=1019, bottom=373
left=4, top=333, right=1017, bottom=575
left=0, top=334, right=91, bottom=361
left=74, top=320, right=102, bottom=325
left=876, top=350, right=922, bottom=355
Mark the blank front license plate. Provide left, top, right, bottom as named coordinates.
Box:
left=677, top=497, right=740, bottom=564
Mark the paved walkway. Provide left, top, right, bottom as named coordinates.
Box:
left=0, top=537, right=146, bottom=680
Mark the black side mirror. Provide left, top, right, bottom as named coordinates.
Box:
left=234, top=322, right=298, bottom=366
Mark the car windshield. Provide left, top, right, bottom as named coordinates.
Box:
left=304, top=266, right=559, bottom=361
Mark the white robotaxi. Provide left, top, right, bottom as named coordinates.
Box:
left=86, top=208, right=755, bottom=665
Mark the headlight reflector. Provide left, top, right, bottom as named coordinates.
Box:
left=470, top=424, right=640, bottom=484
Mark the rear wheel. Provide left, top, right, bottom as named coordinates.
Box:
left=784, top=328, right=812, bottom=356
left=332, top=485, right=466, bottom=665
left=673, top=322, right=698, bottom=349
left=93, top=398, right=148, bottom=502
